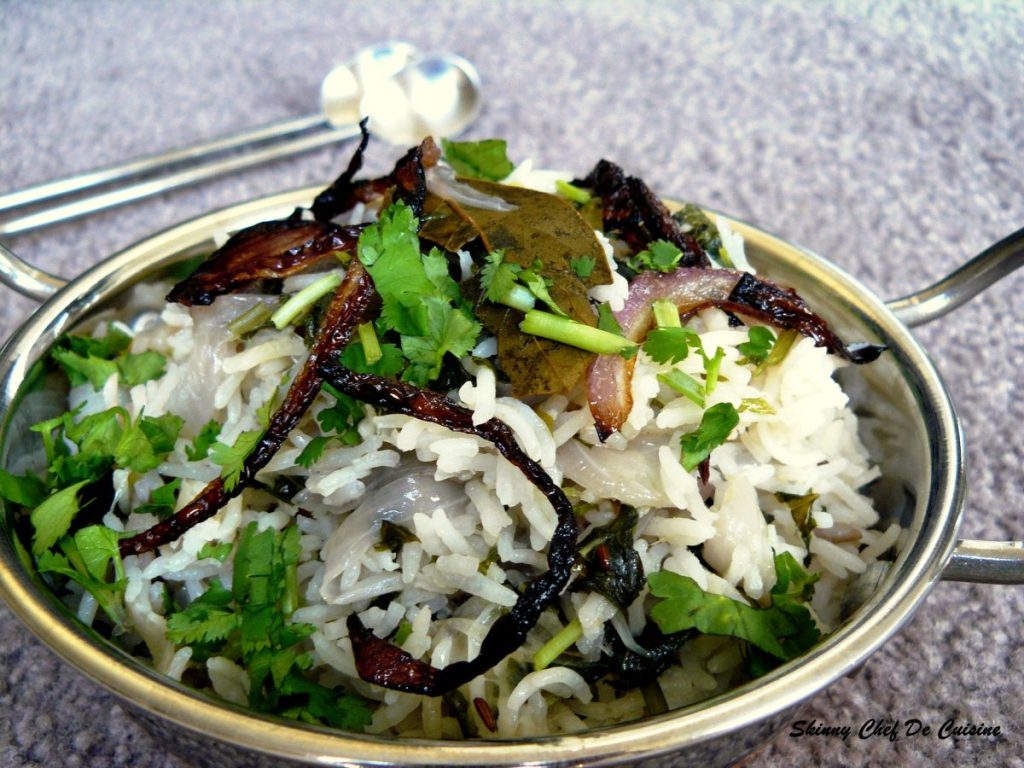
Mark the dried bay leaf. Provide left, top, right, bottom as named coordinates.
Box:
left=421, top=180, right=612, bottom=396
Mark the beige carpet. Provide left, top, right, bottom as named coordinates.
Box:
left=2, top=2, right=1022, bottom=766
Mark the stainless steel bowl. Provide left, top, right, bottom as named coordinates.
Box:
left=0, top=188, right=1020, bottom=767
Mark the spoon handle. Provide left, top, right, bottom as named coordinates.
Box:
left=0, top=121, right=361, bottom=238
left=0, top=113, right=327, bottom=215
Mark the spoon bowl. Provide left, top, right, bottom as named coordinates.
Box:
left=361, top=52, right=482, bottom=145
left=0, top=42, right=482, bottom=236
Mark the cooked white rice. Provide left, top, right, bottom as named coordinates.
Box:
left=56, top=178, right=895, bottom=739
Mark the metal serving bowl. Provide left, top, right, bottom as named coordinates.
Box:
left=0, top=188, right=1020, bottom=767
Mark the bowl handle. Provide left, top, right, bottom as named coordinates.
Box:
left=886, top=228, right=1024, bottom=584
left=0, top=242, right=67, bottom=302
left=886, top=226, right=1024, bottom=328
left=942, top=541, right=1024, bottom=584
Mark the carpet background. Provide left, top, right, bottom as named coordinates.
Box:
left=1, top=2, right=1022, bottom=766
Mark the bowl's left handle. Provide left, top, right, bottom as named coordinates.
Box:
left=0, top=242, right=67, bottom=302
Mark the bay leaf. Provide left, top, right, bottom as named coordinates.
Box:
left=420, top=180, right=612, bottom=397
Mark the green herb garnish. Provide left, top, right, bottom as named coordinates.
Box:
left=679, top=402, right=739, bottom=471
left=441, top=138, right=514, bottom=181
left=648, top=551, right=819, bottom=665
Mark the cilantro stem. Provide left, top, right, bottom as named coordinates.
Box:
left=271, top=273, right=342, bottom=330
left=283, top=561, right=299, bottom=619
left=652, top=299, right=681, bottom=328
left=228, top=301, right=276, bottom=338
left=555, top=179, right=592, bottom=204
left=519, top=310, right=638, bottom=356
left=356, top=322, right=383, bottom=365
left=498, top=284, right=537, bottom=314
left=533, top=618, right=582, bottom=671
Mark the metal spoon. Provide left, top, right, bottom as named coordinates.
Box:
left=0, top=45, right=481, bottom=237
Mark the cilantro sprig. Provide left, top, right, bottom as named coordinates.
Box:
left=678, top=402, right=739, bottom=472
left=648, top=551, right=820, bottom=669
left=49, top=324, right=166, bottom=390
left=627, top=240, right=683, bottom=274
left=165, top=523, right=373, bottom=729
left=440, top=138, right=514, bottom=181
left=480, top=249, right=569, bottom=317
left=356, top=202, right=481, bottom=387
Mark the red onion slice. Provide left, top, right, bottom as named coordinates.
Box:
left=587, top=268, right=884, bottom=441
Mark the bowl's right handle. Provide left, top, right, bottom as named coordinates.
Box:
left=0, top=242, right=66, bottom=302
left=887, top=226, right=1023, bottom=328
left=886, top=226, right=1024, bottom=584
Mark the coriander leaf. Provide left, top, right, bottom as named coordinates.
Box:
left=166, top=581, right=240, bottom=644
left=596, top=302, right=624, bottom=336
left=198, top=541, right=234, bottom=562
left=296, top=436, right=330, bottom=469
left=50, top=348, right=118, bottom=389
left=627, top=240, right=683, bottom=274
left=441, top=138, right=514, bottom=181
left=658, top=370, right=706, bottom=407
left=211, top=429, right=263, bottom=492
left=65, top=408, right=126, bottom=458
left=0, top=468, right=46, bottom=508
left=115, top=413, right=184, bottom=474
left=30, top=480, right=89, bottom=555
left=772, top=551, right=819, bottom=601
left=73, top=524, right=122, bottom=581
left=480, top=249, right=522, bottom=304
left=400, top=297, right=481, bottom=387
left=339, top=341, right=405, bottom=377
left=117, top=351, right=167, bottom=386
left=318, top=383, right=365, bottom=445
left=38, top=546, right=127, bottom=627
left=649, top=570, right=793, bottom=659
left=519, top=270, right=569, bottom=317
left=279, top=672, right=374, bottom=730
left=186, top=420, right=222, bottom=461
left=570, top=255, right=597, bottom=279
left=357, top=202, right=435, bottom=336
left=679, top=402, right=739, bottom=472
left=138, top=413, right=185, bottom=455
left=642, top=327, right=703, bottom=365
left=65, top=325, right=132, bottom=359
left=737, top=326, right=776, bottom=366
left=775, top=491, right=819, bottom=542
left=134, top=478, right=181, bottom=517
left=422, top=247, right=462, bottom=304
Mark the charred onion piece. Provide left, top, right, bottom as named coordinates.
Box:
left=169, top=133, right=440, bottom=307
left=576, top=159, right=709, bottom=268
left=309, top=118, right=373, bottom=222
left=316, top=360, right=578, bottom=695
left=312, top=134, right=440, bottom=222
left=724, top=273, right=885, bottom=364
left=166, top=219, right=362, bottom=306
left=120, top=261, right=375, bottom=557
left=588, top=267, right=885, bottom=440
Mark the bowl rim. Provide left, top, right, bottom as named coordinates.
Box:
left=0, top=186, right=965, bottom=766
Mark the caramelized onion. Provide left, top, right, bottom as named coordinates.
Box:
left=587, top=268, right=885, bottom=440
left=120, top=260, right=375, bottom=557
